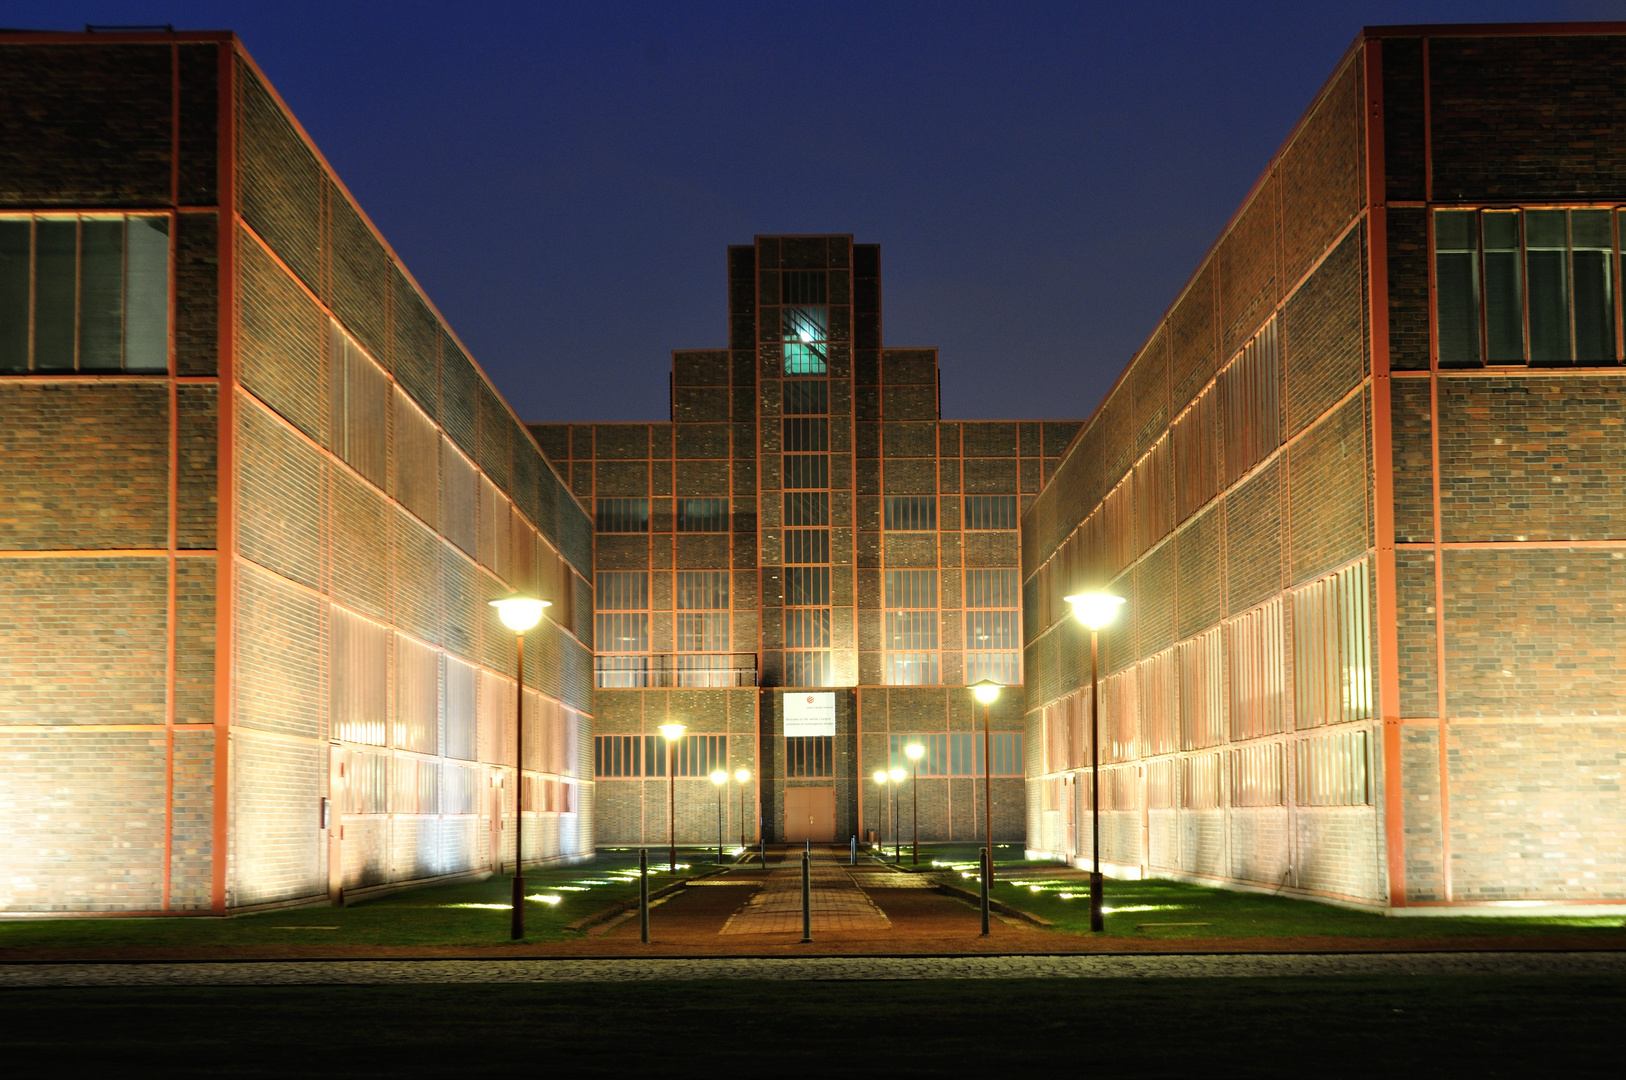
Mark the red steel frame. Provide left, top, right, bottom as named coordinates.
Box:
left=211, top=40, right=237, bottom=914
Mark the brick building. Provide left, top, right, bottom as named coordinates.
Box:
left=1024, top=22, right=1626, bottom=912
left=533, top=238, right=1081, bottom=848
left=0, top=31, right=594, bottom=914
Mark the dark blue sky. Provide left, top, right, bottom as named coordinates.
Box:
left=19, top=1, right=1626, bottom=422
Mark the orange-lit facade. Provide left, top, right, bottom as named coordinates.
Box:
left=1024, top=23, right=1626, bottom=912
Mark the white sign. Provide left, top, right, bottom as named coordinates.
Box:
left=783, top=692, right=836, bottom=737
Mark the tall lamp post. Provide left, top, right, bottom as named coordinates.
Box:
left=873, top=770, right=890, bottom=855
left=734, top=768, right=751, bottom=849
left=904, top=742, right=924, bottom=864
left=969, top=680, right=1002, bottom=876
left=888, top=767, right=906, bottom=862
left=710, top=770, right=728, bottom=864
left=488, top=595, right=550, bottom=941
left=1064, top=591, right=1126, bottom=934
left=659, top=723, right=686, bottom=873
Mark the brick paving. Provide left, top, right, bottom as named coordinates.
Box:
left=4, top=951, right=1625, bottom=987
left=719, top=866, right=890, bottom=935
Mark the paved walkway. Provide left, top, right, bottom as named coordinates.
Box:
left=719, top=866, right=890, bottom=935
left=4, top=951, right=1625, bottom=986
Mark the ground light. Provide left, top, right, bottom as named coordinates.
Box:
left=734, top=768, right=751, bottom=850
left=710, top=769, right=728, bottom=864
left=659, top=723, right=686, bottom=873
left=905, top=742, right=924, bottom=864
left=1064, top=591, right=1125, bottom=933
left=487, top=594, right=549, bottom=940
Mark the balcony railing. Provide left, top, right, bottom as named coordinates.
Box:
left=595, top=653, right=759, bottom=689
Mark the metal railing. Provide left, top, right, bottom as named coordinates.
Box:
left=594, top=653, right=758, bottom=689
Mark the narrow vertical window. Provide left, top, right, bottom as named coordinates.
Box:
left=1572, top=210, right=1616, bottom=364
left=33, top=218, right=76, bottom=371
left=1526, top=209, right=1571, bottom=365
left=0, top=220, right=28, bottom=373
left=78, top=218, right=123, bottom=371
left=1434, top=210, right=1481, bottom=367
left=1482, top=211, right=1524, bottom=364
left=124, top=216, right=170, bottom=372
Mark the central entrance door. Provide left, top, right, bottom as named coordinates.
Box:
left=784, top=787, right=837, bottom=842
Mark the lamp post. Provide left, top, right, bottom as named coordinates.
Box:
left=1064, top=591, right=1126, bottom=934
left=904, top=742, right=924, bottom=864
left=710, top=770, right=728, bottom=864
left=488, top=595, right=550, bottom=941
left=734, top=768, right=751, bottom=850
left=888, top=767, right=905, bottom=862
left=969, top=680, right=1002, bottom=877
left=873, top=770, right=890, bottom=855
left=659, top=722, right=686, bottom=874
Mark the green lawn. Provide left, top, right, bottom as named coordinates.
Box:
left=903, top=846, right=1626, bottom=941
left=4, top=976, right=1622, bottom=1076
left=0, top=849, right=720, bottom=950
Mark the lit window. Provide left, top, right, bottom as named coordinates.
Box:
left=884, top=570, right=938, bottom=686
left=595, top=571, right=650, bottom=687
left=675, top=570, right=730, bottom=652
left=964, top=569, right=1019, bottom=686
left=329, top=322, right=388, bottom=488
left=0, top=214, right=169, bottom=374
left=782, top=306, right=828, bottom=375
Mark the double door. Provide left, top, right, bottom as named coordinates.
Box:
left=784, top=786, right=836, bottom=842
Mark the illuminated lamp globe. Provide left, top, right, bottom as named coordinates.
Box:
left=889, top=767, right=907, bottom=783
left=659, top=723, right=687, bottom=742
left=969, top=679, right=1002, bottom=705
left=710, top=769, right=728, bottom=786
left=873, top=770, right=889, bottom=785
left=1064, top=592, right=1126, bottom=631
left=904, top=743, right=925, bottom=761
left=734, top=768, right=751, bottom=784
left=489, top=595, right=549, bottom=632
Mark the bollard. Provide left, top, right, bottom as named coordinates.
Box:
left=800, top=849, right=812, bottom=943
left=849, top=835, right=856, bottom=865
left=760, top=837, right=766, bottom=867
left=979, top=846, right=991, bottom=937
left=639, top=847, right=650, bottom=945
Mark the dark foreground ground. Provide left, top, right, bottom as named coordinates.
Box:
left=4, top=975, right=1621, bottom=1076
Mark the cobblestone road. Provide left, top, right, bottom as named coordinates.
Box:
left=4, top=951, right=1624, bottom=987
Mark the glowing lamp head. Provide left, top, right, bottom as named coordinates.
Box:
left=710, top=769, right=728, bottom=786
left=970, top=679, right=1002, bottom=705
left=734, top=768, right=750, bottom=784
left=1064, top=592, right=1126, bottom=631
left=889, top=767, right=907, bottom=783
left=904, top=743, right=924, bottom=761
left=659, top=723, right=686, bottom=742
left=873, top=770, right=889, bottom=785
left=489, top=595, right=549, bottom=632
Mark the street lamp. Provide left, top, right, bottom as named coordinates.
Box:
left=1064, top=591, right=1126, bottom=934
left=969, top=679, right=1001, bottom=874
left=710, top=769, right=728, bottom=864
left=873, top=769, right=890, bottom=856
left=734, top=768, right=751, bottom=849
left=889, top=767, right=906, bottom=862
left=904, top=742, right=924, bottom=864
left=659, top=722, right=686, bottom=874
left=488, top=595, right=550, bottom=941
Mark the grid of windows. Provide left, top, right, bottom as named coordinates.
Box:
left=886, top=732, right=1023, bottom=776
left=676, top=497, right=728, bottom=532
left=596, top=571, right=650, bottom=686
left=1296, top=730, right=1371, bottom=806
left=1292, top=561, right=1372, bottom=729
left=1436, top=208, right=1619, bottom=367
left=964, top=568, right=1019, bottom=685
left=883, top=569, right=938, bottom=685
left=784, top=528, right=830, bottom=564
left=675, top=570, right=730, bottom=653
left=329, top=323, right=388, bottom=489
left=783, top=374, right=832, bottom=686
left=784, top=491, right=830, bottom=526
left=883, top=496, right=936, bottom=531
left=596, top=498, right=650, bottom=532
left=0, top=214, right=170, bottom=373
left=782, top=305, right=828, bottom=376
left=593, top=734, right=723, bottom=778
left=964, top=495, right=1017, bottom=530
left=786, top=735, right=834, bottom=777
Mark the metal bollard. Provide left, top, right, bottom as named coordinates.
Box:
left=849, top=835, right=856, bottom=865
left=979, top=846, right=991, bottom=937
left=639, top=847, right=650, bottom=945
left=800, top=849, right=812, bottom=943
left=760, top=837, right=766, bottom=867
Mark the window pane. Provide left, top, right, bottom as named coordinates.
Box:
left=783, top=416, right=829, bottom=451
left=79, top=218, right=123, bottom=370
left=1572, top=210, right=1615, bottom=364
left=783, top=453, right=829, bottom=489
left=781, top=271, right=827, bottom=305
left=34, top=219, right=76, bottom=371
left=1526, top=209, right=1570, bottom=365
left=1482, top=212, right=1524, bottom=364
left=784, top=491, right=829, bottom=526
left=0, top=220, right=28, bottom=372
left=596, top=498, right=650, bottom=532
left=784, top=528, right=830, bottom=564
left=1433, top=211, right=1480, bottom=367
left=883, top=496, right=936, bottom=530
left=782, top=306, right=828, bottom=375
left=676, top=497, right=728, bottom=532
left=124, top=215, right=170, bottom=372
left=783, top=379, right=828, bottom=414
